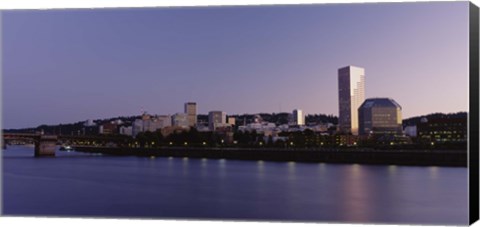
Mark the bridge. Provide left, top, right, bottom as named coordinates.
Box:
left=2, top=133, right=132, bottom=157
left=3, top=133, right=58, bottom=157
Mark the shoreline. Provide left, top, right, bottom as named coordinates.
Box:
left=72, top=146, right=467, bottom=167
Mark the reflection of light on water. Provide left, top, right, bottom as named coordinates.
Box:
left=351, top=164, right=361, bottom=177
left=218, top=159, right=227, bottom=178
left=318, top=163, right=326, bottom=177
left=200, top=158, right=208, bottom=177
left=167, top=156, right=174, bottom=175
left=387, top=165, right=398, bottom=183
left=388, top=165, right=397, bottom=174
left=429, top=166, right=438, bottom=180
left=182, top=157, right=189, bottom=176
left=201, top=158, right=208, bottom=165
left=287, top=161, right=296, bottom=181
left=257, top=160, right=265, bottom=180
left=339, top=164, right=373, bottom=222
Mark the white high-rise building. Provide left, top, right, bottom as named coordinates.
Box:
left=338, top=65, right=365, bottom=135
left=292, top=109, right=305, bottom=126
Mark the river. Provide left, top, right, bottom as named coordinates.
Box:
left=2, top=145, right=468, bottom=225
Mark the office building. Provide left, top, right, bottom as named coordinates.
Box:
left=119, top=126, right=133, bottom=136
left=417, top=117, right=467, bottom=143
left=358, top=98, right=403, bottom=135
left=292, top=109, right=305, bottom=126
left=172, top=113, right=190, bottom=128
left=99, top=122, right=118, bottom=135
left=228, top=116, right=236, bottom=126
left=209, top=111, right=227, bottom=131
left=184, top=102, right=197, bottom=127
left=338, top=65, right=365, bottom=135
left=156, top=115, right=172, bottom=128
left=131, top=113, right=173, bottom=137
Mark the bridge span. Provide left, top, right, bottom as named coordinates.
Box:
left=3, top=133, right=58, bottom=157
left=2, top=133, right=132, bottom=157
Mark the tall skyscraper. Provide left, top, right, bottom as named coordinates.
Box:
left=292, top=109, right=305, bottom=126
left=184, top=102, right=197, bottom=127
left=338, top=65, right=365, bottom=135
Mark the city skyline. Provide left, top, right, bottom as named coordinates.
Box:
left=2, top=2, right=469, bottom=129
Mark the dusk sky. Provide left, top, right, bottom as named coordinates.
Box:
left=2, top=2, right=469, bottom=129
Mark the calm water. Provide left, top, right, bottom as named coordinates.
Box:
left=2, top=145, right=468, bottom=225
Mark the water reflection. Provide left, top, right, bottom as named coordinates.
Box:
left=200, top=158, right=208, bottom=178
left=429, top=166, right=439, bottom=180
left=218, top=159, right=227, bottom=179
left=340, top=164, right=374, bottom=222
left=257, top=160, right=265, bottom=180
left=201, top=158, right=208, bottom=167
left=388, top=165, right=397, bottom=174
left=3, top=146, right=469, bottom=225
left=287, top=161, right=296, bottom=182
left=182, top=157, right=189, bottom=176
left=167, top=156, right=174, bottom=175
left=319, top=162, right=326, bottom=170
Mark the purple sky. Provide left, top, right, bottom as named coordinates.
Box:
left=2, top=2, right=469, bottom=129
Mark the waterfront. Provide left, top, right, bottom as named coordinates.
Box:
left=2, top=145, right=468, bottom=225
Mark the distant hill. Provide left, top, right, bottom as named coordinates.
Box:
left=402, top=112, right=467, bottom=127
left=4, top=111, right=467, bottom=134
left=4, top=115, right=140, bottom=134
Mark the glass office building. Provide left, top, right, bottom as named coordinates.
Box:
left=358, top=98, right=403, bottom=135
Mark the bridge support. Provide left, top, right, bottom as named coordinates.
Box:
left=34, top=135, right=58, bottom=157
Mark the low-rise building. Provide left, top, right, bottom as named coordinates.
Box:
left=417, top=117, right=467, bottom=143
left=404, top=125, right=417, bottom=137
left=119, top=126, right=133, bottom=136
left=99, top=122, right=118, bottom=135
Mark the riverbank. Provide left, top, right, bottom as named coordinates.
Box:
left=72, top=146, right=467, bottom=167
